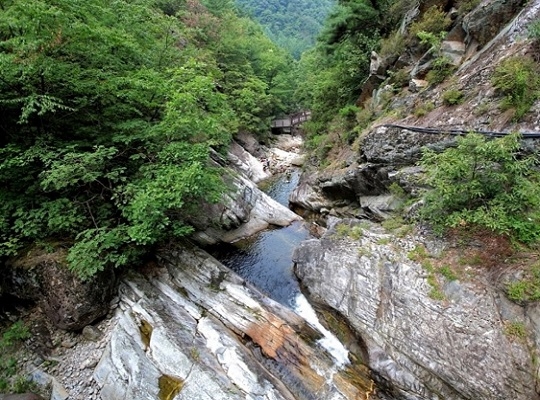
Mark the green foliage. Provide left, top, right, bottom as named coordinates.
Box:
left=421, top=133, right=540, bottom=243
left=379, top=31, right=406, bottom=59
left=456, top=0, right=481, bottom=15
left=235, top=0, right=335, bottom=59
left=442, top=88, right=464, bottom=105
left=296, top=0, right=406, bottom=143
left=416, top=31, right=445, bottom=52
left=334, top=222, right=364, bottom=240
left=414, top=101, right=435, bottom=117
left=528, top=19, right=540, bottom=41
left=1, top=322, right=30, bottom=348
left=426, top=56, right=455, bottom=85
left=504, top=321, right=527, bottom=339
left=0, top=0, right=295, bottom=278
left=388, top=67, right=410, bottom=88
left=409, top=6, right=451, bottom=38
left=408, top=245, right=429, bottom=261
left=491, top=56, right=540, bottom=120
left=507, top=266, right=540, bottom=303
left=439, top=265, right=458, bottom=281
left=388, top=182, right=407, bottom=198
left=382, top=216, right=412, bottom=237
left=376, top=237, right=391, bottom=245
left=0, top=321, right=31, bottom=393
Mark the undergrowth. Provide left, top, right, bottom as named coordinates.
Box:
left=492, top=56, right=540, bottom=120
left=0, top=321, right=35, bottom=393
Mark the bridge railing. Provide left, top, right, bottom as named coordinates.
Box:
left=271, top=110, right=311, bottom=129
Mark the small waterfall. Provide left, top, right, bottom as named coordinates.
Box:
left=209, top=168, right=351, bottom=369
left=293, top=294, right=350, bottom=367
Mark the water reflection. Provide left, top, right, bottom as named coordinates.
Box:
left=208, top=167, right=350, bottom=366
left=208, top=220, right=310, bottom=307
left=259, top=169, right=301, bottom=207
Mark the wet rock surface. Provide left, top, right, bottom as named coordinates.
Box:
left=16, top=243, right=376, bottom=400
left=293, top=218, right=539, bottom=400
left=190, top=134, right=303, bottom=245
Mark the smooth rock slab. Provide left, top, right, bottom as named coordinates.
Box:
left=93, top=243, right=375, bottom=400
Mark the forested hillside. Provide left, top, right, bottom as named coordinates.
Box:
left=296, top=0, right=402, bottom=129
left=235, top=0, right=335, bottom=58
left=296, top=0, right=540, bottom=245
left=0, top=0, right=295, bottom=279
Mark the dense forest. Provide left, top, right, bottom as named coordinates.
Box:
left=0, top=0, right=296, bottom=279
left=235, top=0, right=335, bottom=58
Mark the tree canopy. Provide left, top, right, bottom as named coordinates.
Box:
left=235, top=0, right=335, bottom=59
left=0, top=0, right=295, bottom=278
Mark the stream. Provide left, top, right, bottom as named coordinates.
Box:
left=209, top=168, right=350, bottom=367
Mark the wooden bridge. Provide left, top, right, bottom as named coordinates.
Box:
left=271, top=110, right=311, bottom=133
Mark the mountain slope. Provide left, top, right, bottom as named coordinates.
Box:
left=235, top=0, right=335, bottom=58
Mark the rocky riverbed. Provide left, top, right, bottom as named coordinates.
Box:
left=4, top=134, right=378, bottom=400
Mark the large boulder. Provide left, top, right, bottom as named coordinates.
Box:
left=190, top=174, right=301, bottom=245
left=4, top=248, right=115, bottom=331
left=227, top=141, right=270, bottom=183
left=361, top=125, right=456, bottom=165
left=293, top=218, right=538, bottom=400
left=291, top=126, right=455, bottom=215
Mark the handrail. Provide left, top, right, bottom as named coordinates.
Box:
left=378, top=124, right=540, bottom=139
left=271, top=110, right=311, bottom=129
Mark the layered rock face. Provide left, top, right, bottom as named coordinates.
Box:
left=290, top=126, right=453, bottom=219
left=93, top=243, right=375, bottom=400
left=293, top=218, right=539, bottom=400
left=190, top=137, right=302, bottom=245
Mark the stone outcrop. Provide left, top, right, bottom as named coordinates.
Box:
left=190, top=174, right=301, bottom=245
left=92, top=243, right=375, bottom=400
left=290, top=125, right=455, bottom=217
left=4, top=248, right=115, bottom=331
left=293, top=218, right=539, bottom=400
left=463, top=0, right=525, bottom=47
left=228, top=141, right=270, bottom=183
left=191, top=134, right=302, bottom=245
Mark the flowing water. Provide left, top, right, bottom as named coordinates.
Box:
left=209, top=168, right=350, bottom=366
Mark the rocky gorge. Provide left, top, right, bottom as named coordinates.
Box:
left=3, top=0, right=540, bottom=399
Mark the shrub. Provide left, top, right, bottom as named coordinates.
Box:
left=421, top=132, right=540, bottom=244
left=528, top=19, right=540, bottom=40
left=456, top=0, right=481, bottom=16
left=439, top=265, right=458, bottom=281
left=388, top=67, right=410, bottom=88
left=491, top=56, right=540, bottom=120
left=379, top=31, right=406, bottom=59
left=504, top=321, right=527, bottom=339
left=507, top=266, right=540, bottom=303
left=0, top=321, right=32, bottom=393
left=442, top=88, right=464, bottom=105
left=414, top=101, right=435, bottom=117
left=416, top=30, right=445, bottom=52
left=426, top=56, right=455, bottom=85
left=409, top=6, right=451, bottom=38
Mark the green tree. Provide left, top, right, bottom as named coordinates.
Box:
left=235, top=0, right=335, bottom=58
left=421, top=133, right=540, bottom=243
left=0, top=0, right=292, bottom=279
